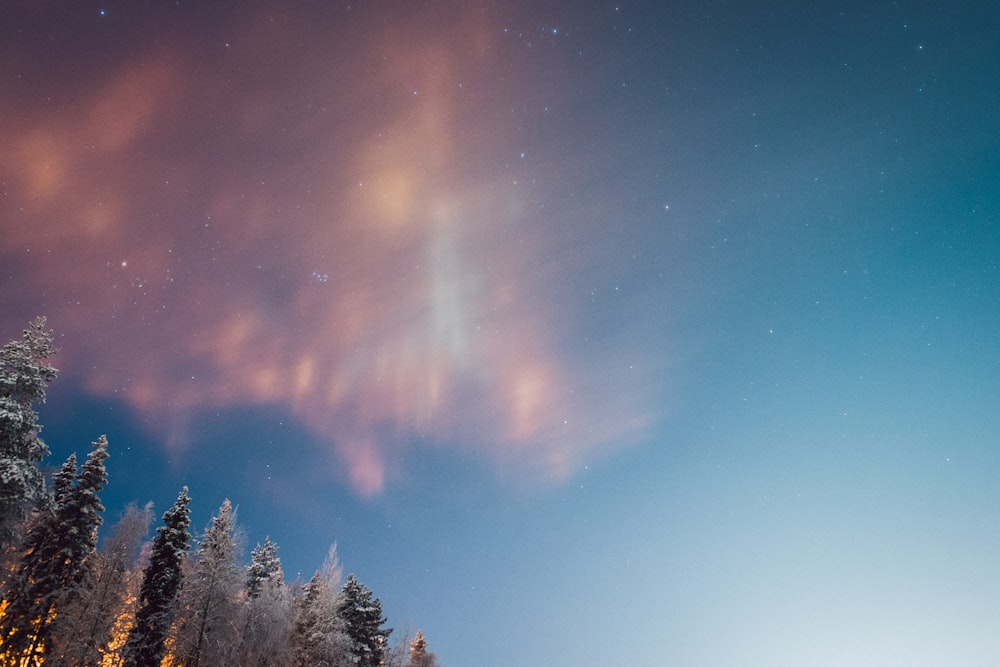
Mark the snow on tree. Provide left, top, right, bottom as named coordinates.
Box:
left=407, top=629, right=440, bottom=667
left=47, top=436, right=111, bottom=666
left=122, top=487, right=192, bottom=667
left=0, top=316, right=57, bottom=544
left=59, top=435, right=109, bottom=558
left=172, top=498, right=244, bottom=667
left=238, top=576, right=295, bottom=667
left=246, top=535, right=283, bottom=598
left=293, top=544, right=352, bottom=667
left=51, top=452, right=77, bottom=507
left=53, top=502, right=152, bottom=667
left=237, top=537, right=294, bottom=667
left=0, top=457, right=72, bottom=665
left=339, top=574, right=392, bottom=667
left=0, top=436, right=109, bottom=666
left=319, top=542, right=343, bottom=590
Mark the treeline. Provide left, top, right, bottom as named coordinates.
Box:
left=0, top=319, right=440, bottom=667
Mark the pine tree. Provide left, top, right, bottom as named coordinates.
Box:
left=0, top=456, right=71, bottom=665
left=59, top=436, right=109, bottom=567
left=339, top=574, right=392, bottom=667
left=246, top=536, right=283, bottom=599
left=0, top=316, right=57, bottom=544
left=51, top=452, right=77, bottom=507
left=239, top=538, right=294, bottom=667
left=0, top=436, right=109, bottom=666
left=173, top=499, right=244, bottom=667
left=292, top=544, right=352, bottom=667
left=48, top=436, right=110, bottom=666
left=122, top=487, right=192, bottom=667
left=407, top=629, right=440, bottom=667
left=53, top=502, right=152, bottom=667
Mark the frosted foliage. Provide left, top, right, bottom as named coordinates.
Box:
left=172, top=499, right=244, bottom=667
left=122, top=487, right=191, bottom=667
left=52, top=498, right=151, bottom=666
left=339, top=574, right=392, bottom=667
left=240, top=575, right=295, bottom=667
left=320, top=542, right=344, bottom=589
left=408, top=630, right=440, bottom=667
left=0, top=317, right=57, bottom=542
left=247, top=535, right=283, bottom=598
left=293, top=568, right=353, bottom=667
left=0, top=436, right=109, bottom=666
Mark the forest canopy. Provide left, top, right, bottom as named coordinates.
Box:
left=0, top=319, right=439, bottom=667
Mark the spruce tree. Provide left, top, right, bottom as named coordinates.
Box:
left=0, top=316, right=57, bottom=543
left=122, top=487, right=192, bottom=667
left=48, top=436, right=110, bottom=666
left=0, top=457, right=71, bottom=665
left=407, top=629, right=440, bottom=667
left=58, top=435, right=109, bottom=572
left=240, top=537, right=293, bottom=667
left=173, top=499, right=243, bottom=667
left=246, top=536, right=283, bottom=598
left=293, top=545, right=351, bottom=667
left=54, top=502, right=152, bottom=667
left=0, top=436, right=109, bottom=666
left=339, top=574, right=392, bottom=667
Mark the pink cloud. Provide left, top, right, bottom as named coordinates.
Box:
left=0, top=6, right=663, bottom=496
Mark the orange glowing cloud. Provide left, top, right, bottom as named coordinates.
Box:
left=0, top=5, right=663, bottom=496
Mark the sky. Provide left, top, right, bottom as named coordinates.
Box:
left=2, top=0, right=999, bottom=665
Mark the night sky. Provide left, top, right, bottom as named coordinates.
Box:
left=2, top=1, right=999, bottom=665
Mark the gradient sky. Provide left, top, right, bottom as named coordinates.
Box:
left=2, top=1, right=999, bottom=665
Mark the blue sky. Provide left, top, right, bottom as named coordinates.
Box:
left=2, top=1, right=999, bottom=665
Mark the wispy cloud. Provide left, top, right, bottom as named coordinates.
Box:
left=0, top=5, right=664, bottom=495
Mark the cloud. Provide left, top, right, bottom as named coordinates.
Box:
left=0, top=5, right=663, bottom=496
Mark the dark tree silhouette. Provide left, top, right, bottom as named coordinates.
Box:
left=122, top=487, right=192, bottom=667
left=339, top=574, right=392, bottom=667
left=0, top=436, right=109, bottom=666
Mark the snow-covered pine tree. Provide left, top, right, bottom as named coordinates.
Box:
left=407, top=629, right=440, bottom=667
left=246, top=536, right=283, bottom=598
left=0, top=436, right=109, bottom=667
left=0, top=316, right=57, bottom=544
left=239, top=537, right=294, bottom=667
left=59, top=435, right=109, bottom=565
left=0, top=455, right=74, bottom=665
left=47, top=436, right=110, bottom=666
left=339, top=574, right=392, bottom=667
left=172, top=499, right=244, bottom=667
left=122, top=487, right=192, bottom=667
left=292, top=544, right=352, bottom=667
left=53, top=502, right=152, bottom=667
left=50, top=451, right=77, bottom=506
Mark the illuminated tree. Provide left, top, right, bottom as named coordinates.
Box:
left=237, top=536, right=294, bottom=667
left=293, top=544, right=352, bottom=667
left=48, top=436, right=111, bottom=667
left=173, top=499, right=243, bottom=667
left=0, top=436, right=109, bottom=666
left=246, top=536, right=283, bottom=598
left=0, top=455, right=74, bottom=665
left=407, top=629, right=439, bottom=667
left=339, top=574, right=392, bottom=667
left=53, top=502, right=152, bottom=667
left=122, top=487, right=192, bottom=667
left=0, top=316, right=57, bottom=544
